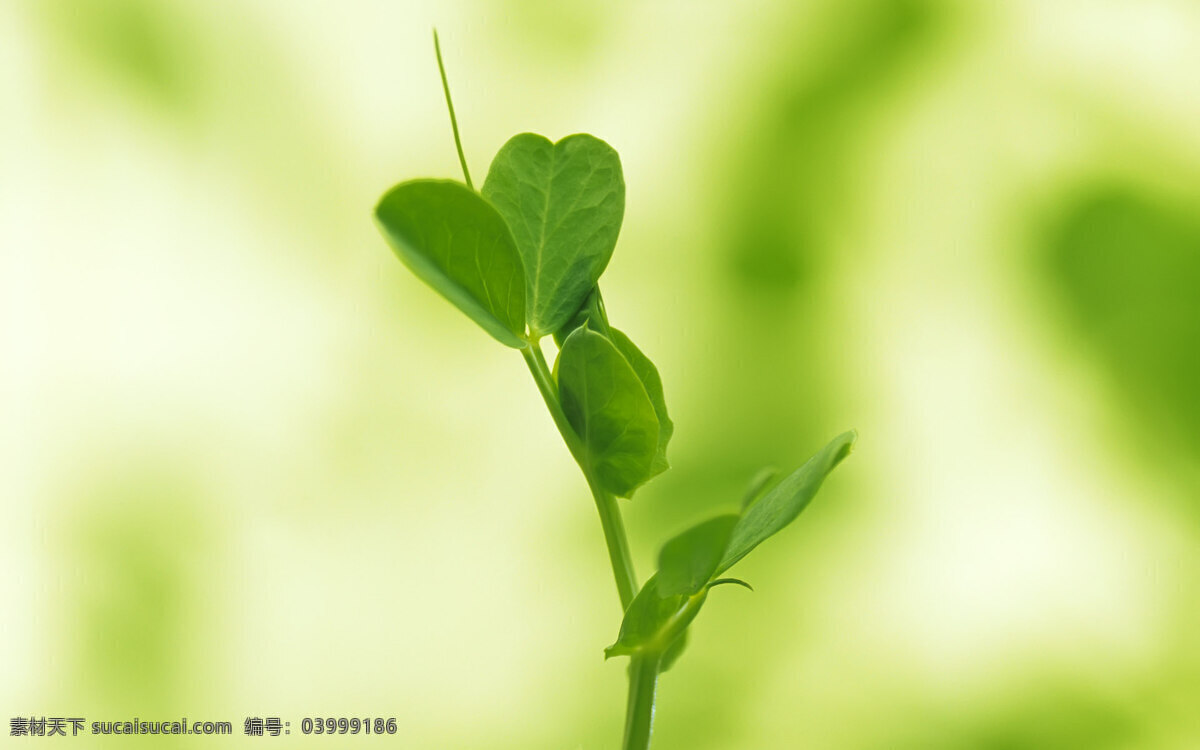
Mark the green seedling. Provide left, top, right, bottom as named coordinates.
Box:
left=372, top=31, right=857, bottom=750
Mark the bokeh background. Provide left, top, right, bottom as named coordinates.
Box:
left=3, top=0, right=1199, bottom=748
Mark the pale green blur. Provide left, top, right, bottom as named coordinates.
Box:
left=3, top=1, right=1199, bottom=748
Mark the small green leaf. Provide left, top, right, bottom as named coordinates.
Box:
left=482, top=133, right=624, bottom=337
left=605, top=577, right=684, bottom=659
left=741, top=467, right=779, bottom=511
left=605, top=575, right=705, bottom=660
left=716, top=430, right=857, bottom=576
left=375, top=179, right=526, bottom=347
left=554, top=288, right=673, bottom=478
left=557, top=326, right=659, bottom=497
left=609, top=328, right=673, bottom=479
left=656, top=514, right=739, bottom=597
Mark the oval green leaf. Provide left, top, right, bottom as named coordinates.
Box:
left=554, top=288, right=673, bottom=478
left=557, top=326, right=659, bottom=497
left=656, top=514, right=739, bottom=597
left=608, top=328, right=673, bottom=479
left=375, top=179, right=526, bottom=347
left=716, top=430, right=857, bottom=576
left=482, top=133, right=624, bottom=337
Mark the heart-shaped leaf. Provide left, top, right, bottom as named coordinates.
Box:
left=656, top=514, right=740, bottom=597
left=716, top=430, right=856, bottom=576
left=482, top=133, right=624, bottom=337
left=557, top=326, right=659, bottom=497
left=375, top=180, right=526, bottom=347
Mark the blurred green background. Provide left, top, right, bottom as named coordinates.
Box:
left=3, top=0, right=1199, bottom=748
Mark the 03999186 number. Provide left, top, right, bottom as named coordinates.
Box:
left=300, top=717, right=397, bottom=735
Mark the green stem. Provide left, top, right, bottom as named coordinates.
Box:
left=623, top=654, right=660, bottom=750
left=521, top=338, right=658, bottom=749
left=520, top=340, right=638, bottom=609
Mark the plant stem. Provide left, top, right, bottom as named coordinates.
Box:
left=520, top=339, right=638, bottom=610
left=521, top=337, right=659, bottom=750
left=623, top=654, right=661, bottom=750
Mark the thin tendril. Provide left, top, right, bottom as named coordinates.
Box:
left=433, top=29, right=473, bottom=189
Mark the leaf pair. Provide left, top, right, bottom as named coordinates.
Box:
left=374, top=133, right=624, bottom=346
left=605, top=431, right=857, bottom=660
